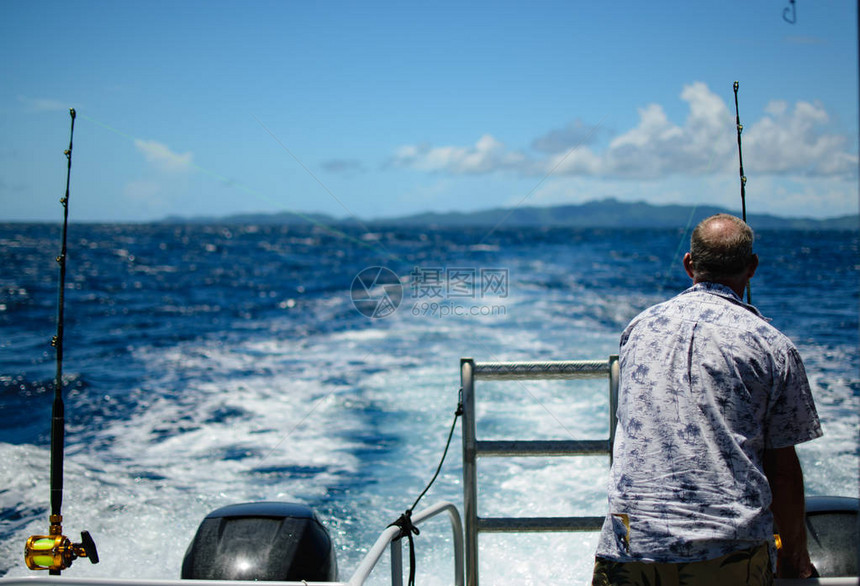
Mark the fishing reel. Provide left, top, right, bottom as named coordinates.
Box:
left=24, top=515, right=99, bottom=572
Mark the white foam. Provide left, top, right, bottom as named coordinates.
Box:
left=2, top=284, right=855, bottom=584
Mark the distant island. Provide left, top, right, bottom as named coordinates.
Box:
left=160, top=198, right=859, bottom=231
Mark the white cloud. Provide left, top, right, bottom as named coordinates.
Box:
left=18, top=95, right=70, bottom=112
left=518, top=171, right=858, bottom=220
left=744, top=100, right=857, bottom=177
left=117, top=180, right=173, bottom=219
left=539, top=82, right=736, bottom=179
left=390, top=82, right=856, bottom=182
left=321, top=158, right=365, bottom=174
left=390, top=134, right=531, bottom=174
left=744, top=175, right=859, bottom=218
left=134, top=139, right=194, bottom=172
left=544, top=144, right=602, bottom=176
left=531, top=119, right=607, bottom=153
left=764, top=100, right=788, bottom=117
left=123, top=179, right=163, bottom=201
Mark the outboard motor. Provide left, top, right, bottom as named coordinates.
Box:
left=804, top=496, right=858, bottom=578
left=181, top=502, right=337, bottom=581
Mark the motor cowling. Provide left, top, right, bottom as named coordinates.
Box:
left=181, top=502, right=337, bottom=581
left=804, top=496, right=858, bottom=578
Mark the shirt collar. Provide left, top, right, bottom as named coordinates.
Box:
left=684, top=282, right=769, bottom=321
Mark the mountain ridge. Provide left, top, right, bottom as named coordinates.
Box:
left=160, top=198, right=858, bottom=231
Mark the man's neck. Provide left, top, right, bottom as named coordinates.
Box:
left=694, top=278, right=748, bottom=300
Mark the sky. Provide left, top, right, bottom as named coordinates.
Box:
left=1, top=1, right=857, bottom=223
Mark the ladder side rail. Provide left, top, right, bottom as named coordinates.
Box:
left=609, top=355, right=619, bottom=465
left=460, top=358, right=479, bottom=586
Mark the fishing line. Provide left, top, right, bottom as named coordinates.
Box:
left=260, top=390, right=335, bottom=462
left=389, top=391, right=463, bottom=586
left=659, top=207, right=698, bottom=291
left=654, top=106, right=748, bottom=297
left=471, top=341, right=585, bottom=443
left=74, top=115, right=415, bottom=499
left=476, top=116, right=608, bottom=246
left=654, top=146, right=720, bottom=296
left=77, top=113, right=401, bottom=262
left=658, top=83, right=752, bottom=299
left=408, top=392, right=463, bottom=513
left=252, top=115, right=398, bottom=262
left=259, top=341, right=393, bottom=463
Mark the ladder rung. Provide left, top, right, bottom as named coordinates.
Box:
left=477, top=516, right=605, bottom=533
left=476, top=439, right=609, bottom=457
left=473, top=360, right=610, bottom=380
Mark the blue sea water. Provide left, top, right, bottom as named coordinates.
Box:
left=0, top=223, right=857, bottom=584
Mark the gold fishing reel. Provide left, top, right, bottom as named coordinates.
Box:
left=24, top=515, right=99, bottom=572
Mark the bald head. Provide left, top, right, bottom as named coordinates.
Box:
left=684, top=214, right=758, bottom=294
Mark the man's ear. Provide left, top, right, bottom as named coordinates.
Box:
left=683, top=252, right=696, bottom=279
left=747, top=253, right=759, bottom=280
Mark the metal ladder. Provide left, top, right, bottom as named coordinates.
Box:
left=459, top=357, right=619, bottom=586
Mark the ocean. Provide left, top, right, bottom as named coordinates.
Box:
left=0, top=222, right=857, bottom=584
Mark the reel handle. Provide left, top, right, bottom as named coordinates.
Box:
left=79, top=530, right=99, bottom=564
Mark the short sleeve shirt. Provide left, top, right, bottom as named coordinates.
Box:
left=596, top=283, right=822, bottom=563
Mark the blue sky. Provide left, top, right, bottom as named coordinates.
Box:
left=1, top=1, right=857, bottom=222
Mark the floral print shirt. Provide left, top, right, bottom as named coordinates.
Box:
left=596, top=282, right=822, bottom=563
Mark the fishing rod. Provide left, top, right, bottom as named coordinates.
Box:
left=733, top=81, right=752, bottom=305
left=24, top=108, right=99, bottom=574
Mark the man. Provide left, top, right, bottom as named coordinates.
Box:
left=593, top=214, right=822, bottom=585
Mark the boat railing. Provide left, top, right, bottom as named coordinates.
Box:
left=3, top=572, right=857, bottom=586
left=349, top=500, right=464, bottom=586
left=460, top=357, right=619, bottom=586
left=0, top=501, right=464, bottom=586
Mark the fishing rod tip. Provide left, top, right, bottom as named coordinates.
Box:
left=69, top=108, right=76, bottom=119
left=733, top=81, right=739, bottom=91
